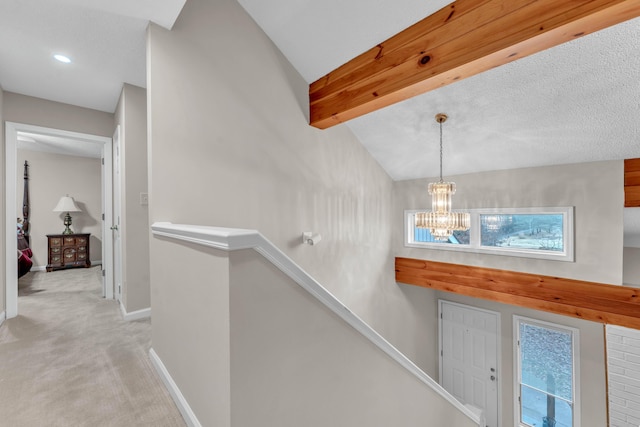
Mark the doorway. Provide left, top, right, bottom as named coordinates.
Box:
left=5, top=122, right=114, bottom=318
left=439, top=300, right=501, bottom=427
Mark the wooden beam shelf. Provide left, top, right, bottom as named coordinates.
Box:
left=396, top=257, right=640, bottom=329
left=310, top=0, right=640, bottom=129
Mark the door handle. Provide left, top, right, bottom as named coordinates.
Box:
left=110, top=225, right=118, bottom=230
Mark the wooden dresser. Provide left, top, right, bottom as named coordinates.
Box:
left=46, top=233, right=91, bottom=272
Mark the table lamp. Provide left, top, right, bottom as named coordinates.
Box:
left=53, top=195, right=81, bottom=235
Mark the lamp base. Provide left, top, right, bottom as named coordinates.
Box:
left=62, top=212, right=74, bottom=235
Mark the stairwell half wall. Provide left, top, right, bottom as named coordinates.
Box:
left=147, top=0, right=437, bottom=423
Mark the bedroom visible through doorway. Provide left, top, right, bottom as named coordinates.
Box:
left=5, top=122, right=115, bottom=318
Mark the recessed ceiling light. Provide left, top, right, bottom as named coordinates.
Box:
left=53, top=54, right=71, bottom=63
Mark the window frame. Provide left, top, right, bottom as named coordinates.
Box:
left=404, top=206, right=574, bottom=262
left=513, top=316, right=581, bottom=427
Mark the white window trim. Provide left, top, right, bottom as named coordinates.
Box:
left=404, top=206, right=575, bottom=262
left=513, top=316, right=581, bottom=427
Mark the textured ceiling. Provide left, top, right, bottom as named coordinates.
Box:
left=348, top=18, right=640, bottom=180
left=2, top=0, right=639, bottom=244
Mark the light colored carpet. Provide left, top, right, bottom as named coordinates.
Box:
left=0, top=267, right=186, bottom=427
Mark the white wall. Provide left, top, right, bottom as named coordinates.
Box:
left=16, top=149, right=102, bottom=267
left=606, top=325, right=640, bottom=427
left=114, top=84, right=150, bottom=313
left=394, top=160, right=622, bottom=426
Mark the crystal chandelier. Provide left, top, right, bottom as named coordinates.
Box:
left=415, top=113, right=470, bottom=241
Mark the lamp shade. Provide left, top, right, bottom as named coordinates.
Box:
left=53, top=196, right=81, bottom=213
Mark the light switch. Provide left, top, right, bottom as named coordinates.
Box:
left=140, top=192, right=149, bottom=205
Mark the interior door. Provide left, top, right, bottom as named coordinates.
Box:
left=113, top=126, right=123, bottom=302
left=440, top=300, right=500, bottom=427
left=101, top=137, right=114, bottom=300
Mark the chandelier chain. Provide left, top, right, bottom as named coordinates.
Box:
left=415, top=112, right=470, bottom=239
left=439, top=119, right=443, bottom=182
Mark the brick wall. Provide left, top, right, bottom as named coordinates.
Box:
left=607, top=325, right=640, bottom=427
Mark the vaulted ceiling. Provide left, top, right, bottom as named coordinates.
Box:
left=1, top=0, right=639, bottom=242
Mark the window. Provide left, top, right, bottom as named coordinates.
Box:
left=413, top=227, right=470, bottom=245
left=515, top=317, right=580, bottom=427
left=405, top=207, right=574, bottom=261
left=481, top=213, right=564, bottom=252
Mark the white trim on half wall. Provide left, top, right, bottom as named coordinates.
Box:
left=150, top=222, right=482, bottom=426
left=149, top=348, right=202, bottom=427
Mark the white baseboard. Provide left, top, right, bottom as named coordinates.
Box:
left=119, top=302, right=151, bottom=321
left=0, top=311, right=5, bottom=327
left=149, top=348, right=202, bottom=427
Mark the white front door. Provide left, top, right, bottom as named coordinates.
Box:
left=440, top=300, right=500, bottom=427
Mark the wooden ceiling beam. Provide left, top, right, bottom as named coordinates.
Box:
left=396, top=257, right=640, bottom=329
left=309, top=0, right=640, bottom=129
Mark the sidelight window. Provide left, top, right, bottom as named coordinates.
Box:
left=515, top=316, right=579, bottom=427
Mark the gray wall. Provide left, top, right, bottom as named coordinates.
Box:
left=16, top=149, right=102, bottom=267
left=0, top=85, right=5, bottom=316
left=146, top=0, right=435, bottom=422
left=229, top=248, right=477, bottom=427
left=114, top=84, right=150, bottom=313
left=3, top=92, right=114, bottom=138
left=624, top=247, right=640, bottom=286
left=2, top=92, right=113, bottom=317
left=395, top=161, right=624, bottom=284
left=394, top=160, right=623, bottom=426
left=151, top=238, right=231, bottom=427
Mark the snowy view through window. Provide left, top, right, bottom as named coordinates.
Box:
left=409, top=209, right=571, bottom=260
left=519, top=321, right=575, bottom=427
left=481, top=214, right=563, bottom=252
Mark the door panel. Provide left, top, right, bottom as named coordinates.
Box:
left=441, top=301, right=499, bottom=427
